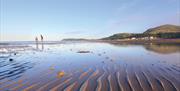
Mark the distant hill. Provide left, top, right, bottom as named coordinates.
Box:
left=61, top=38, right=89, bottom=41
left=102, top=24, right=180, bottom=40
left=144, top=24, right=180, bottom=34
left=102, top=33, right=138, bottom=40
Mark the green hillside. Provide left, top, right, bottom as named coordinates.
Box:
left=144, top=24, right=180, bottom=34
left=102, top=33, right=137, bottom=40
left=102, top=24, right=180, bottom=40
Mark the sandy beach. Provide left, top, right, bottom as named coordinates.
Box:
left=0, top=42, right=180, bottom=91
left=1, top=0, right=180, bottom=90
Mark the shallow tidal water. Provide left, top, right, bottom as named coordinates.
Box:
left=0, top=42, right=180, bottom=91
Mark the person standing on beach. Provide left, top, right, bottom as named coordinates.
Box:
left=35, top=37, right=39, bottom=49
left=40, top=35, right=44, bottom=50
left=40, top=35, right=43, bottom=42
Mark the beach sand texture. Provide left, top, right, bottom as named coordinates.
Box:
left=0, top=42, right=180, bottom=91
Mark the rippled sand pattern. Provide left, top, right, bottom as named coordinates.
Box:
left=0, top=43, right=180, bottom=91
left=1, top=63, right=179, bottom=91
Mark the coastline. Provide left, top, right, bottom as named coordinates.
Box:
left=94, top=39, right=180, bottom=44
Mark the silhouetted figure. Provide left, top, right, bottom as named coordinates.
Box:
left=35, top=37, right=39, bottom=49
left=40, top=35, right=44, bottom=50
left=40, top=35, right=43, bottom=42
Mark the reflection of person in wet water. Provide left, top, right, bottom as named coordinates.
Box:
left=40, top=35, right=44, bottom=50
left=35, top=37, right=39, bottom=49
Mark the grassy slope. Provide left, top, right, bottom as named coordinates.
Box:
left=102, top=24, right=180, bottom=40
left=144, top=24, right=180, bottom=34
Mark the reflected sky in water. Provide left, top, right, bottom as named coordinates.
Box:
left=0, top=42, right=180, bottom=83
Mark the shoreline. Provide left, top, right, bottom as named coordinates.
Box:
left=1, top=39, right=180, bottom=45
left=92, top=39, right=180, bottom=44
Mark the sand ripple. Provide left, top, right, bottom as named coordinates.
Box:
left=0, top=64, right=179, bottom=91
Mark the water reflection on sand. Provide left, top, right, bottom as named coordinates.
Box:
left=0, top=42, right=180, bottom=91
left=144, top=44, right=180, bottom=54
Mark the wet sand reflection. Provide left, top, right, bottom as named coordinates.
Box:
left=0, top=42, right=179, bottom=91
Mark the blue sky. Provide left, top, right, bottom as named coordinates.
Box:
left=0, top=0, right=180, bottom=41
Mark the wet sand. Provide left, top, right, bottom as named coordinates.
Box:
left=0, top=42, right=180, bottom=91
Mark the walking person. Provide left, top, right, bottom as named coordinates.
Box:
left=40, top=34, right=43, bottom=42
left=40, top=35, right=44, bottom=50
left=35, top=37, right=39, bottom=49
